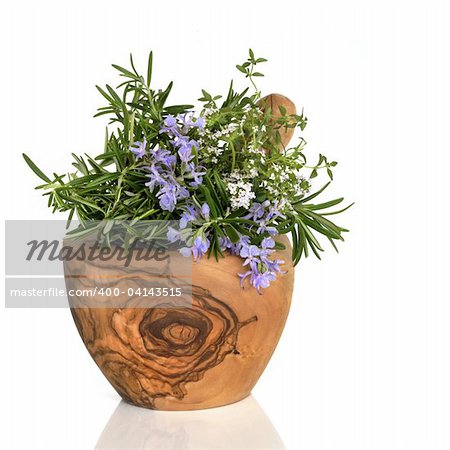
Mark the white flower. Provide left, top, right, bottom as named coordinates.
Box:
left=295, top=173, right=312, bottom=194
left=203, top=107, right=218, bottom=117
left=249, top=168, right=258, bottom=178
left=226, top=171, right=256, bottom=210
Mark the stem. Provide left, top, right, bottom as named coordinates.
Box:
left=302, top=164, right=329, bottom=170
left=229, top=140, right=236, bottom=171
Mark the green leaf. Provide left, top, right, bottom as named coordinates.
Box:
left=95, top=85, right=115, bottom=105
left=147, top=51, right=153, bottom=87
left=306, top=198, right=344, bottom=211
left=199, top=186, right=219, bottom=218
left=71, top=153, right=89, bottom=175
left=322, top=202, right=354, bottom=216
left=298, top=183, right=331, bottom=203
left=213, top=170, right=229, bottom=203
left=23, top=154, right=51, bottom=183
left=112, top=64, right=138, bottom=80
left=204, top=174, right=224, bottom=215
left=224, top=224, right=240, bottom=243
left=164, top=104, right=194, bottom=114
left=129, top=53, right=138, bottom=76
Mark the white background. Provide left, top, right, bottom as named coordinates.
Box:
left=1, top=0, right=449, bottom=449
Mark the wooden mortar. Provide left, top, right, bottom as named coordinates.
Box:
left=66, top=235, right=294, bottom=410
left=66, top=93, right=297, bottom=411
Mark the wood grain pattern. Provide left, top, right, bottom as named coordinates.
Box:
left=65, top=235, right=294, bottom=410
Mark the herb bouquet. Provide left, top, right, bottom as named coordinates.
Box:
left=24, top=50, right=351, bottom=410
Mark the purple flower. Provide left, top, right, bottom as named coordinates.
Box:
left=177, top=112, right=197, bottom=131
left=171, top=136, right=198, bottom=163
left=164, top=115, right=176, bottom=127
left=150, top=147, right=177, bottom=167
left=263, top=258, right=285, bottom=274
left=156, top=113, right=205, bottom=193
left=201, top=203, right=210, bottom=220
left=180, top=204, right=198, bottom=229
left=147, top=174, right=189, bottom=212
left=159, top=185, right=177, bottom=212
left=266, top=201, right=286, bottom=221
left=192, top=236, right=210, bottom=260
left=179, top=247, right=192, bottom=258
left=180, top=236, right=210, bottom=261
left=256, top=220, right=278, bottom=235
left=144, top=141, right=191, bottom=212
left=160, top=113, right=204, bottom=136
left=167, top=226, right=181, bottom=243
left=193, top=116, right=205, bottom=129
left=238, top=270, right=253, bottom=288
left=259, top=238, right=277, bottom=261
left=160, top=115, right=180, bottom=137
left=244, top=201, right=269, bottom=221
left=177, top=140, right=195, bottom=163
left=178, top=202, right=209, bottom=230
left=244, top=200, right=285, bottom=236
left=186, top=164, right=206, bottom=187
left=130, top=139, right=147, bottom=160
left=251, top=270, right=276, bottom=293
left=144, top=165, right=166, bottom=192
left=261, top=237, right=275, bottom=249
left=239, top=242, right=261, bottom=270
left=238, top=266, right=277, bottom=294
left=235, top=234, right=284, bottom=292
left=219, top=237, right=240, bottom=254
left=240, top=244, right=260, bottom=261
left=239, top=235, right=251, bottom=246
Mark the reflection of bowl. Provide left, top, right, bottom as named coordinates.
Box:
left=95, top=395, right=285, bottom=450
left=66, top=236, right=293, bottom=410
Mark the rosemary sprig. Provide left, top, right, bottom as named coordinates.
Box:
left=23, top=49, right=352, bottom=266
